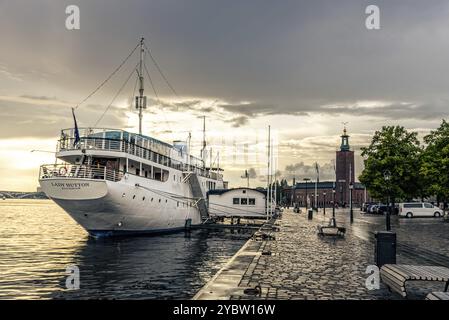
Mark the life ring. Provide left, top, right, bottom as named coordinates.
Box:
left=59, top=167, right=67, bottom=175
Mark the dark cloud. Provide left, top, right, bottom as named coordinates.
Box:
left=0, top=96, right=128, bottom=139
left=283, top=161, right=335, bottom=182
left=218, top=102, right=275, bottom=117
left=225, top=116, right=249, bottom=128
left=2, top=0, right=449, bottom=123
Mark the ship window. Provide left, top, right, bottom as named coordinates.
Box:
left=249, top=198, right=256, bottom=205
left=241, top=198, right=248, bottom=205
left=159, top=199, right=161, bottom=202
left=243, top=190, right=246, bottom=194
left=154, top=167, right=162, bottom=181
left=122, top=193, right=126, bottom=197
left=233, top=198, right=239, bottom=205
left=151, top=198, right=153, bottom=202
left=133, top=195, right=136, bottom=199
left=165, top=199, right=167, bottom=203
left=161, top=169, right=169, bottom=182
left=142, top=197, right=145, bottom=201
left=177, top=202, right=179, bottom=207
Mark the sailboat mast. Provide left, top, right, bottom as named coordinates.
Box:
left=267, top=125, right=271, bottom=220
left=137, top=37, right=146, bottom=135
left=201, top=116, right=206, bottom=167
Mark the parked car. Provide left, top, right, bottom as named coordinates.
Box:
left=368, top=204, right=379, bottom=214
left=376, top=205, right=389, bottom=215
left=361, top=202, right=374, bottom=212
left=399, top=202, right=443, bottom=218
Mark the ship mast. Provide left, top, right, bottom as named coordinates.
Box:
left=136, top=37, right=147, bottom=135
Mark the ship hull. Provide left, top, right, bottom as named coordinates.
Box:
left=39, top=174, right=202, bottom=237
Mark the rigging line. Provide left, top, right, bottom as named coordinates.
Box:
left=143, top=41, right=179, bottom=97
left=74, top=42, right=140, bottom=110
left=93, top=62, right=139, bottom=127
left=144, top=61, right=160, bottom=102
left=144, top=57, right=175, bottom=141
left=135, top=183, right=199, bottom=205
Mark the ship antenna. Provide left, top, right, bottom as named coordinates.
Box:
left=136, top=37, right=147, bottom=135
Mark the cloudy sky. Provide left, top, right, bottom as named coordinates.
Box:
left=1, top=0, right=449, bottom=191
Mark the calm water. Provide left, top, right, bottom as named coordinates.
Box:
left=0, top=199, right=251, bottom=299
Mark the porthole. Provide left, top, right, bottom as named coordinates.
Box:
left=142, top=197, right=145, bottom=201
left=133, top=195, right=136, bottom=199
left=165, top=199, right=167, bottom=203
left=151, top=198, right=153, bottom=201
left=159, top=199, right=161, bottom=203
left=122, top=193, right=126, bottom=197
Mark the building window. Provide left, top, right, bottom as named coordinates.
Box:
left=233, top=198, right=239, bottom=205
left=241, top=198, right=248, bottom=205
left=249, top=198, right=256, bottom=205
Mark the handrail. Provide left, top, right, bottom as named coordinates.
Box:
left=56, top=136, right=223, bottom=180
left=39, top=164, right=123, bottom=182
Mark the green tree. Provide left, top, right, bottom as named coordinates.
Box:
left=359, top=126, right=422, bottom=207
left=421, top=120, right=449, bottom=212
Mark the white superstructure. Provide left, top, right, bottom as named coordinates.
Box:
left=39, top=128, right=225, bottom=237
left=38, top=38, right=227, bottom=237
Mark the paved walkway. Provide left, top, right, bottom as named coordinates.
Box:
left=194, top=208, right=449, bottom=300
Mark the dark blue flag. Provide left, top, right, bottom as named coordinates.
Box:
left=72, top=108, right=80, bottom=146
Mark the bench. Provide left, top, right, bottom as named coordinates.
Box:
left=317, top=224, right=346, bottom=236
left=426, top=292, right=449, bottom=300
left=380, top=264, right=449, bottom=298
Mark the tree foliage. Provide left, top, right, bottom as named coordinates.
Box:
left=359, top=126, right=422, bottom=202
left=421, top=120, right=449, bottom=205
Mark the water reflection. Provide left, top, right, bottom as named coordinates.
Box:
left=0, top=200, right=251, bottom=300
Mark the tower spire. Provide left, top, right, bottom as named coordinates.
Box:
left=340, top=122, right=350, bottom=151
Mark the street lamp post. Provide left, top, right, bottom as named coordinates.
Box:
left=323, top=192, right=326, bottom=215
left=303, top=178, right=310, bottom=210
left=349, top=183, right=354, bottom=223
left=331, top=184, right=336, bottom=227
left=384, top=170, right=392, bottom=231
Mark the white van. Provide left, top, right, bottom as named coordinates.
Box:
left=399, top=202, right=443, bottom=218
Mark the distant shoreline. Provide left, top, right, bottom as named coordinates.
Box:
left=0, top=191, right=48, bottom=200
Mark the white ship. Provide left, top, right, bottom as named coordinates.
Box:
left=38, top=38, right=227, bottom=237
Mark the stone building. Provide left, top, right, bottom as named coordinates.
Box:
left=282, top=128, right=373, bottom=208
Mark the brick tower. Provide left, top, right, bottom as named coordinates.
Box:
left=335, top=127, right=354, bottom=206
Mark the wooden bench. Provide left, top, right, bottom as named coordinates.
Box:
left=426, top=292, right=449, bottom=300
left=380, top=264, right=449, bottom=298
left=317, top=224, right=346, bottom=236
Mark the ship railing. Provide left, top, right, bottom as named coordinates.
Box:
left=57, top=137, right=218, bottom=180
left=39, top=164, right=123, bottom=182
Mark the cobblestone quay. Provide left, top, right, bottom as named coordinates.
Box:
left=194, top=209, right=449, bottom=300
